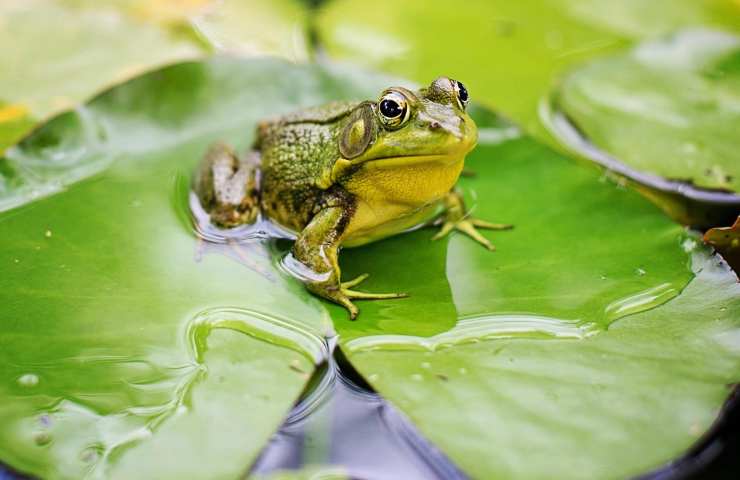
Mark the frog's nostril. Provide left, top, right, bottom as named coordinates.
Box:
left=429, top=121, right=441, bottom=130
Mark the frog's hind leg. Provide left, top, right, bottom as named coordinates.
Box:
left=290, top=204, right=407, bottom=320
left=433, top=190, right=513, bottom=251
left=194, top=142, right=260, bottom=228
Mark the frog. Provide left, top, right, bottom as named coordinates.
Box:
left=194, top=76, right=512, bottom=319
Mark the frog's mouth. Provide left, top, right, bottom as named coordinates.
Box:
left=363, top=153, right=464, bottom=169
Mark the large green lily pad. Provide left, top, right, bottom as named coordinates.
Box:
left=551, top=29, right=740, bottom=197
left=1, top=56, right=738, bottom=480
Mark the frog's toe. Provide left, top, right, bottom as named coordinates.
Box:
left=457, top=220, right=496, bottom=251
left=340, top=274, right=408, bottom=300
left=341, top=273, right=370, bottom=289
left=337, top=296, right=360, bottom=320
left=342, top=289, right=408, bottom=300
left=434, top=216, right=512, bottom=251
left=471, top=219, right=514, bottom=230
left=432, top=221, right=455, bottom=240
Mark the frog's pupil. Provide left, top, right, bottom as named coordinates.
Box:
left=457, top=81, right=469, bottom=103
left=380, top=99, right=403, bottom=118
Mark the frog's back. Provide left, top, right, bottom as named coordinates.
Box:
left=270, top=101, right=360, bottom=126
left=256, top=101, right=359, bottom=231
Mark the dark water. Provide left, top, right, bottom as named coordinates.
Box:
left=250, top=347, right=467, bottom=480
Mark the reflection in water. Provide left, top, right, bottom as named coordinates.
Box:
left=251, top=352, right=466, bottom=480
left=189, top=191, right=296, bottom=246
left=189, top=190, right=302, bottom=282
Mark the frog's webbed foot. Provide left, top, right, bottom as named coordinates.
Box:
left=315, top=275, right=407, bottom=320
left=433, top=191, right=513, bottom=251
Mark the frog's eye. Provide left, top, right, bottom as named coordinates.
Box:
left=453, top=80, right=469, bottom=110
left=377, top=91, right=410, bottom=129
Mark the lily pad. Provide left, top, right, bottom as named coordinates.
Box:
left=339, top=249, right=740, bottom=480
left=334, top=116, right=740, bottom=478
left=548, top=29, right=740, bottom=227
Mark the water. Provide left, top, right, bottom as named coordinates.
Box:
left=187, top=307, right=329, bottom=365
left=343, top=313, right=597, bottom=354
left=603, top=283, right=679, bottom=324
left=250, top=351, right=467, bottom=480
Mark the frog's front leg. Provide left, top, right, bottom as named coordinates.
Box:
left=433, top=190, right=513, bottom=251
left=291, top=206, right=407, bottom=320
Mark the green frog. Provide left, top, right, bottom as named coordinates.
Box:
left=194, top=77, right=511, bottom=319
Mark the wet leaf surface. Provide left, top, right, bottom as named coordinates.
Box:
left=553, top=29, right=740, bottom=194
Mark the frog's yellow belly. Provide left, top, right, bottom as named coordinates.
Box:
left=340, top=154, right=464, bottom=247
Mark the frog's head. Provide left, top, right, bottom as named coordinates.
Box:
left=337, top=77, right=477, bottom=167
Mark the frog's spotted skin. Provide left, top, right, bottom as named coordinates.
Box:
left=194, top=77, right=512, bottom=319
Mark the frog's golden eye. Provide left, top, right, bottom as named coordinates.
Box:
left=377, top=91, right=410, bottom=129
left=453, top=80, right=469, bottom=110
